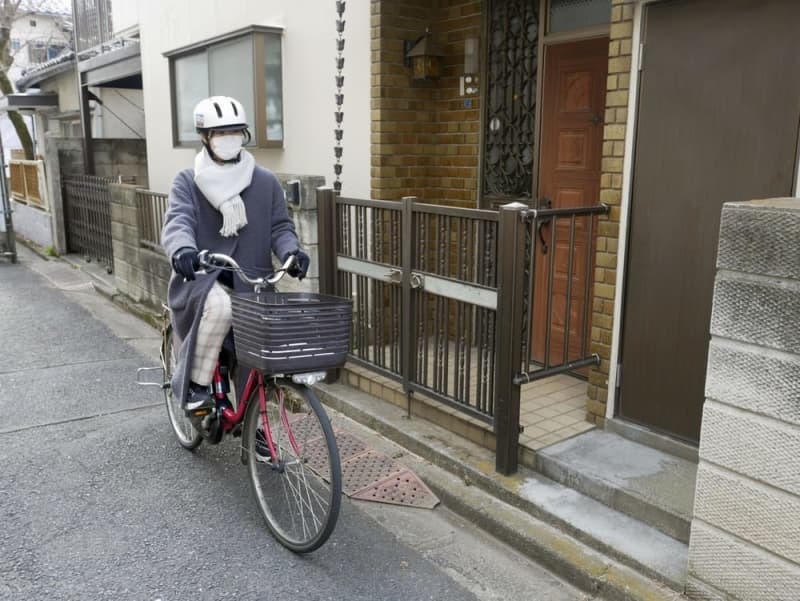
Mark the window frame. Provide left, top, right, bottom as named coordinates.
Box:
left=165, top=25, right=284, bottom=149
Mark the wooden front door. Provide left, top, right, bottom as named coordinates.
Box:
left=533, top=37, right=609, bottom=365
left=618, top=0, right=800, bottom=442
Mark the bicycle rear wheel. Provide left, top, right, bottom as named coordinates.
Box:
left=163, top=326, right=202, bottom=450
left=244, top=379, right=341, bottom=553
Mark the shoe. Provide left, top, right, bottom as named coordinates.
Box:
left=255, top=427, right=272, bottom=463
left=183, top=381, right=214, bottom=414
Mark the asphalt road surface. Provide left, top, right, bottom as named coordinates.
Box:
left=0, top=248, right=588, bottom=601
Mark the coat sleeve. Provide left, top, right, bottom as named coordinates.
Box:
left=268, top=174, right=300, bottom=261
left=162, top=171, right=199, bottom=260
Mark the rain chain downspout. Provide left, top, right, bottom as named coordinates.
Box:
left=334, top=1, right=345, bottom=193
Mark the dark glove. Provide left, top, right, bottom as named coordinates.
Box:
left=172, top=247, right=200, bottom=281
left=284, top=249, right=310, bottom=280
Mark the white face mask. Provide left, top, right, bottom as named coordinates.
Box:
left=210, top=133, right=244, bottom=161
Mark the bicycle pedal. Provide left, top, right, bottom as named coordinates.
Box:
left=185, top=407, right=212, bottom=418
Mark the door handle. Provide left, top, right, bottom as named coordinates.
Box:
left=537, top=197, right=553, bottom=254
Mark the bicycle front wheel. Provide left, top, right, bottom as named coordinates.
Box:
left=244, top=379, right=342, bottom=553
left=163, top=326, right=202, bottom=450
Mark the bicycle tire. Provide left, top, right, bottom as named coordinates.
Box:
left=162, top=326, right=203, bottom=450
left=243, top=379, right=342, bottom=553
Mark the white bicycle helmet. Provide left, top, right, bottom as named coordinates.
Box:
left=194, top=96, right=248, bottom=132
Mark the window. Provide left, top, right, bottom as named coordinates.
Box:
left=166, top=26, right=284, bottom=148
left=47, top=44, right=66, bottom=60
left=9, top=38, right=21, bottom=52
left=548, top=0, right=611, bottom=34
left=28, top=42, right=47, bottom=64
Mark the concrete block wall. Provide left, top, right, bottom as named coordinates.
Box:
left=9, top=200, right=53, bottom=248
left=109, top=183, right=171, bottom=310
left=273, top=173, right=325, bottom=294
left=687, top=199, right=800, bottom=601
left=93, top=139, right=149, bottom=187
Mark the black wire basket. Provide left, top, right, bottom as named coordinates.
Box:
left=231, top=291, right=353, bottom=374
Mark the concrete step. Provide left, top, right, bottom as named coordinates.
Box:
left=535, top=429, right=697, bottom=544
left=316, top=381, right=688, bottom=599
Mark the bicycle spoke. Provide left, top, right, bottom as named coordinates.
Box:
left=245, top=380, right=341, bottom=553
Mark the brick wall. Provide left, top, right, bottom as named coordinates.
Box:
left=687, top=199, right=800, bottom=600
left=586, top=0, right=634, bottom=424
left=371, top=0, right=481, bottom=206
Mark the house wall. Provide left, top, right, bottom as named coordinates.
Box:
left=688, top=198, right=800, bottom=601
left=8, top=12, right=70, bottom=81
left=586, top=0, right=634, bottom=424
left=371, top=0, right=481, bottom=206
left=92, top=88, right=146, bottom=139
left=137, top=0, right=371, bottom=198
left=38, top=73, right=144, bottom=142
left=112, top=2, right=139, bottom=37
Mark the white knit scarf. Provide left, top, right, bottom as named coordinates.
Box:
left=194, top=148, right=255, bottom=237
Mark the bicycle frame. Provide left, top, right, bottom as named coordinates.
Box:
left=214, top=363, right=290, bottom=463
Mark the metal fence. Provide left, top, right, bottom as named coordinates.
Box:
left=318, top=189, right=609, bottom=474
left=62, top=174, right=115, bottom=273
left=136, top=190, right=169, bottom=250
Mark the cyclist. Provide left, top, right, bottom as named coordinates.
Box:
left=161, top=95, right=310, bottom=414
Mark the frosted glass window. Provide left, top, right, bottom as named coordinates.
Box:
left=264, top=35, right=283, bottom=141
left=549, top=0, right=611, bottom=33
left=209, top=37, right=256, bottom=145
left=174, top=52, right=209, bottom=144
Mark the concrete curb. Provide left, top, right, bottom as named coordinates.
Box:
left=316, top=382, right=686, bottom=601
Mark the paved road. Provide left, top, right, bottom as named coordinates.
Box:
left=0, top=247, right=589, bottom=601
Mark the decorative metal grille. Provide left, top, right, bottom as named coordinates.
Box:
left=482, top=0, right=539, bottom=203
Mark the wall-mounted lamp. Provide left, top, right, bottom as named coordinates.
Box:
left=404, top=30, right=443, bottom=80
left=460, top=37, right=479, bottom=96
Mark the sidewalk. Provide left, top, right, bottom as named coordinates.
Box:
left=27, top=244, right=688, bottom=601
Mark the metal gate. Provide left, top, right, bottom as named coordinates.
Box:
left=318, top=189, right=608, bottom=474
left=62, top=174, right=115, bottom=273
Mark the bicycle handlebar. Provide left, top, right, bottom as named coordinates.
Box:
left=197, top=250, right=296, bottom=289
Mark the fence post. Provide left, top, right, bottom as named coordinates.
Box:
left=494, top=202, right=528, bottom=475
left=317, top=186, right=336, bottom=296
left=401, top=196, right=417, bottom=418
left=316, top=186, right=340, bottom=383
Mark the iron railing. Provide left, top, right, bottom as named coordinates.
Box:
left=62, top=174, right=115, bottom=273
left=324, top=195, right=500, bottom=424
left=136, top=190, right=169, bottom=250
left=318, top=189, right=609, bottom=475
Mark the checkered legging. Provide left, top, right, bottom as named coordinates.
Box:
left=191, top=282, right=232, bottom=386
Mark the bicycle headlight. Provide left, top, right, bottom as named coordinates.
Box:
left=291, top=371, right=327, bottom=386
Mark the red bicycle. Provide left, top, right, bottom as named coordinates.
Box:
left=140, top=252, right=350, bottom=553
